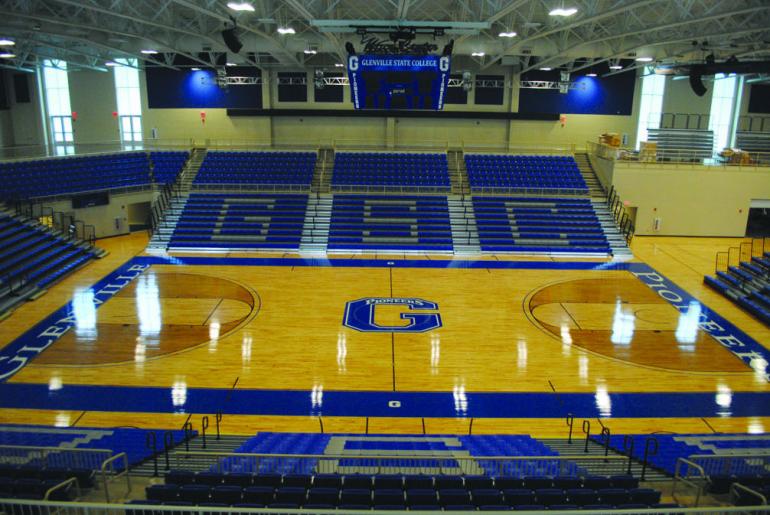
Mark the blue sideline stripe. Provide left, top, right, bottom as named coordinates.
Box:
left=0, top=383, right=769, bottom=418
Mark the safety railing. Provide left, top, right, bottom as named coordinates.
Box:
left=606, top=186, right=635, bottom=245
left=100, top=452, right=130, bottom=503
left=673, top=457, right=707, bottom=507
left=660, top=112, right=711, bottom=131
left=1, top=498, right=770, bottom=514
left=0, top=445, right=113, bottom=471
left=731, top=482, right=769, bottom=506
left=0, top=139, right=193, bottom=160
left=191, top=183, right=312, bottom=193
left=43, top=476, right=81, bottom=501
left=468, top=185, right=589, bottom=196
left=587, top=140, right=770, bottom=168
left=685, top=453, right=770, bottom=478
left=10, top=201, right=97, bottom=246
left=171, top=451, right=632, bottom=478
left=713, top=237, right=768, bottom=274
left=330, top=184, right=450, bottom=194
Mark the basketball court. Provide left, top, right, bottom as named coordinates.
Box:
left=1, top=235, right=769, bottom=437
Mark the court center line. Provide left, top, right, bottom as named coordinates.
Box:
left=391, top=333, right=396, bottom=392
left=656, top=246, right=703, bottom=277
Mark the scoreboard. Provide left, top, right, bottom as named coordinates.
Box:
left=347, top=54, right=452, bottom=110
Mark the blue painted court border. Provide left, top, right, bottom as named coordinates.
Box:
left=0, top=255, right=768, bottom=419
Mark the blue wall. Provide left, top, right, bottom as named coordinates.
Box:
left=145, top=67, right=262, bottom=109
left=518, top=71, right=636, bottom=115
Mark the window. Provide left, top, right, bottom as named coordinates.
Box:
left=41, top=60, right=74, bottom=155
left=113, top=58, right=143, bottom=148
left=635, top=67, right=666, bottom=150
left=708, top=73, right=741, bottom=154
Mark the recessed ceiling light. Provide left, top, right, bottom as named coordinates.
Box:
left=635, top=57, right=654, bottom=62
left=609, top=65, right=623, bottom=70
left=277, top=27, right=295, bottom=35
left=471, top=52, right=485, bottom=57
left=304, top=49, right=317, bottom=55
left=0, top=39, right=14, bottom=46
left=226, top=62, right=236, bottom=66
left=539, top=67, right=553, bottom=71
left=498, top=31, right=517, bottom=38
left=105, top=61, right=118, bottom=66
left=141, top=49, right=158, bottom=54
left=227, top=2, right=255, bottom=11
left=0, top=53, right=15, bottom=58
left=191, top=67, right=201, bottom=71
left=586, top=73, right=597, bottom=77
left=549, top=7, right=578, bottom=16
left=335, top=63, right=344, bottom=67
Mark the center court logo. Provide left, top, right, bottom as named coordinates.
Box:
left=343, top=298, right=442, bottom=333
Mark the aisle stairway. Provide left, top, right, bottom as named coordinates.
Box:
left=132, top=435, right=250, bottom=477
left=573, top=153, right=605, bottom=198
left=147, top=148, right=206, bottom=252
left=591, top=199, right=633, bottom=259
left=299, top=194, right=333, bottom=252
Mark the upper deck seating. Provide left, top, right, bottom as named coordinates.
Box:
left=332, top=153, right=450, bottom=191
left=151, top=151, right=189, bottom=184
left=465, top=155, right=588, bottom=194
left=194, top=151, right=316, bottom=187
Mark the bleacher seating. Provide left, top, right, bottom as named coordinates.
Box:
left=0, top=214, right=97, bottom=298
left=465, top=155, right=588, bottom=194
left=169, top=193, right=308, bottom=250
left=151, top=151, right=189, bottom=184
left=599, top=433, right=770, bottom=486
left=0, top=424, right=190, bottom=467
left=332, top=152, right=450, bottom=191
left=0, top=153, right=151, bottom=200
left=472, top=197, right=610, bottom=254
left=704, top=254, right=770, bottom=325
left=144, top=472, right=667, bottom=510
left=328, top=195, right=453, bottom=252
left=194, top=151, right=316, bottom=187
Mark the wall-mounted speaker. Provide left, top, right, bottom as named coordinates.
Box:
left=689, top=66, right=707, bottom=97
left=222, top=28, right=243, bottom=54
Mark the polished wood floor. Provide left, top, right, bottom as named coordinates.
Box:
left=0, top=233, right=768, bottom=437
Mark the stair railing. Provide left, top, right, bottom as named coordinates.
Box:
left=582, top=420, right=591, bottom=453
left=215, top=411, right=223, bottom=441
left=163, top=431, right=174, bottom=470
left=641, top=436, right=659, bottom=480
left=600, top=427, right=611, bottom=460
left=622, top=435, right=635, bottom=475
left=145, top=432, right=159, bottom=477
left=566, top=414, right=575, bottom=444
left=201, top=416, right=209, bottom=450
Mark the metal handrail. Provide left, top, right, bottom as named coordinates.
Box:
left=672, top=457, right=706, bottom=507
left=100, top=452, right=131, bottom=503
left=732, top=482, right=769, bottom=506
left=43, top=476, right=81, bottom=501
left=0, top=444, right=113, bottom=469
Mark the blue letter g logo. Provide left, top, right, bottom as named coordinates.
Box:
left=343, top=298, right=442, bottom=333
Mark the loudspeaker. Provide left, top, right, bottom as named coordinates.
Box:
left=345, top=41, right=356, bottom=55
left=222, top=28, right=242, bottom=53
left=689, top=68, right=707, bottom=97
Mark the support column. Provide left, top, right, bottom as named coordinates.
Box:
left=508, top=71, right=520, bottom=151
left=386, top=117, right=397, bottom=148
left=261, top=69, right=273, bottom=146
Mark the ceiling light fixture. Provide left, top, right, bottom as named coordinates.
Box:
left=304, top=49, right=317, bottom=55
left=227, top=2, right=255, bottom=11
left=277, top=27, right=295, bottom=35
left=226, top=62, right=236, bottom=66
left=635, top=57, right=654, bottom=62
left=471, top=52, right=485, bottom=57
left=141, top=49, right=158, bottom=55
left=0, top=52, right=16, bottom=59
left=191, top=67, right=201, bottom=71
left=586, top=73, right=597, bottom=77
left=105, top=61, right=118, bottom=66
left=498, top=31, right=517, bottom=38
left=334, top=63, right=344, bottom=67
left=609, top=65, right=623, bottom=70
left=549, top=7, right=578, bottom=16
left=0, top=39, right=15, bottom=46
left=540, top=67, right=553, bottom=71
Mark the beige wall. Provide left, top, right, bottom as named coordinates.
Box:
left=68, top=70, right=120, bottom=144
left=662, top=76, right=713, bottom=123
left=611, top=161, right=770, bottom=237
left=0, top=109, right=12, bottom=147
left=43, top=190, right=156, bottom=238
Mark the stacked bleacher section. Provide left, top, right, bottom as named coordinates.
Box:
left=472, top=197, right=610, bottom=254
left=0, top=213, right=98, bottom=297
left=465, top=155, right=588, bottom=194
left=194, top=151, right=316, bottom=187
left=332, top=152, right=450, bottom=191
left=140, top=433, right=672, bottom=511
left=0, top=153, right=150, bottom=200
left=704, top=253, right=770, bottom=325
left=168, top=193, right=308, bottom=250
left=598, top=433, right=770, bottom=505
left=328, top=195, right=453, bottom=252
left=0, top=425, right=189, bottom=501
left=150, top=151, right=189, bottom=184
